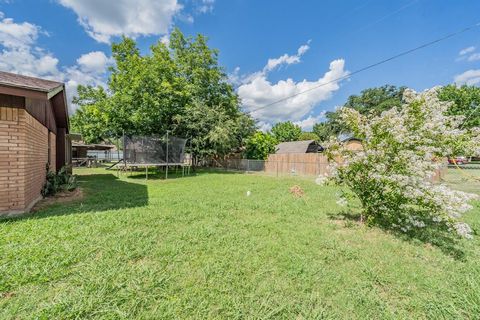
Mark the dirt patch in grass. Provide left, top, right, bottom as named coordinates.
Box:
left=289, top=185, right=304, bottom=198
left=31, top=188, right=84, bottom=212
left=1, top=291, right=15, bottom=299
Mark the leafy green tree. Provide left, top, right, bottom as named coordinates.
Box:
left=299, top=131, right=319, bottom=141
left=438, top=84, right=480, bottom=129
left=313, top=112, right=344, bottom=142
left=70, top=86, right=109, bottom=143
left=71, top=28, right=254, bottom=161
left=344, top=85, right=406, bottom=115
left=271, top=121, right=302, bottom=142
left=313, top=85, right=406, bottom=142
left=244, top=131, right=278, bottom=160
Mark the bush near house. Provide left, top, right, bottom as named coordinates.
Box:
left=41, top=166, right=78, bottom=197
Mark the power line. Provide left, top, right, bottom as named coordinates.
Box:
left=353, top=0, right=420, bottom=35
left=247, top=21, right=480, bottom=115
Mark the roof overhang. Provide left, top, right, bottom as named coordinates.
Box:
left=72, top=143, right=115, bottom=151
left=0, top=84, right=48, bottom=100
left=0, top=82, right=69, bottom=131
left=50, top=87, right=69, bottom=132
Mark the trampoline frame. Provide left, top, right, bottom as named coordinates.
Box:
left=118, top=132, right=192, bottom=180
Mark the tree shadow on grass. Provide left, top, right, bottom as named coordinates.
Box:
left=124, top=167, right=246, bottom=180
left=327, top=210, right=466, bottom=260
left=0, top=173, right=149, bottom=223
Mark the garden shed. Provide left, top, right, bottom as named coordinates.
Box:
left=0, top=71, right=71, bottom=216
left=275, top=140, right=324, bottom=154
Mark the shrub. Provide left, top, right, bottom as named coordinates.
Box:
left=271, top=121, right=302, bottom=142
left=299, top=132, right=320, bottom=141
left=325, top=87, right=479, bottom=239
left=41, top=165, right=78, bottom=198
left=244, top=131, right=278, bottom=160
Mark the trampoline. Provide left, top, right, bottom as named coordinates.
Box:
left=118, top=133, right=191, bottom=179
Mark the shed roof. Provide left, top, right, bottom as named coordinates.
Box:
left=72, top=142, right=115, bottom=151
left=338, top=133, right=362, bottom=143
left=275, top=140, right=321, bottom=154
left=0, top=71, right=63, bottom=93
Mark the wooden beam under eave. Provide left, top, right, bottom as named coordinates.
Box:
left=0, top=85, right=48, bottom=100
left=47, top=85, right=64, bottom=100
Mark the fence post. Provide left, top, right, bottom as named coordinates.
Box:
left=247, top=159, right=250, bottom=172
left=276, top=161, right=279, bottom=177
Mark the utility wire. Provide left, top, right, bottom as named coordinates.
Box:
left=247, top=21, right=480, bottom=114
left=353, top=0, right=420, bottom=35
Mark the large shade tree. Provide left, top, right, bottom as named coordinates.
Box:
left=313, top=84, right=480, bottom=143
left=313, top=85, right=407, bottom=142
left=271, top=121, right=302, bottom=142
left=438, top=84, right=480, bottom=129
left=71, top=29, right=255, bottom=162
left=244, top=131, right=278, bottom=160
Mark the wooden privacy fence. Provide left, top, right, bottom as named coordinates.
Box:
left=264, top=153, right=330, bottom=176
left=210, top=153, right=447, bottom=182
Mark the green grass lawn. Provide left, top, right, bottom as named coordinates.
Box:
left=1, top=168, right=479, bottom=319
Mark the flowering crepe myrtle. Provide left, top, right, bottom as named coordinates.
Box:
left=323, top=87, right=479, bottom=239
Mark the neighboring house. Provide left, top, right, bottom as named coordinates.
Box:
left=275, top=140, right=324, bottom=154
left=0, top=71, right=71, bottom=216
left=72, top=142, right=116, bottom=166
left=338, top=133, right=363, bottom=151
left=72, top=142, right=115, bottom=159
left=341, top=137, right=363, bottom=151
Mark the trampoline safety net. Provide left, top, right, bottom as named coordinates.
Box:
left=123, top=134, right=187, bottom=165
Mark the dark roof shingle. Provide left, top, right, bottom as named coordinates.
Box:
left=275, top=140, right=319, bottom=154
left=0, top=71, right=63, bottom=92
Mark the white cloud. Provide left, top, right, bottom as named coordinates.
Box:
left=197, top=0, right=215, bottom=13
left=456, top=46, right=480, bottom=62
left=0, top=13, right=110, bottom=113
left=0, top=13, right=60, bottom=77
left=459, top=46, right=475, bottom=56
left=62, top=66, right=108, bottom=112
left=454, top=69, right=480, bottom=86
left=293, top=113, right=325, bottom=131
left=0, top=15, right=39, bottom=49
left=236, top=42, right=347, bottom=129
left=264, top=41, right=310, bottom=72
left=76, top=51, right=113, bottom=74
left=257, top=121, right=272, bottom=133
left=238, top=58, right=349, bottom=124
left=467, top=53, right=480, bottom=62
left=57, top=0, right=182, bottom=43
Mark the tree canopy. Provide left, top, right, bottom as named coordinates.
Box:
left=299, top=132, right=319, bottom=141
left=244, top=131, right=278, bottom=160
left=70, top=28, right=254, bottom=161
left=313, top=85, right=406, bottom=142
left=438, top=84, right=480, bottom=129
left=271, top=121, right=302, bottom=142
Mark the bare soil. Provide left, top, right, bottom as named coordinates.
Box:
left=31, top=188, right=84, bottom=212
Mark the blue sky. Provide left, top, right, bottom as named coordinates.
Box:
left=0, top=0, right=479, bottom=130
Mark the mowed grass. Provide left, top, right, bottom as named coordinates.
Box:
left=1, top=168, right=480, bottom=319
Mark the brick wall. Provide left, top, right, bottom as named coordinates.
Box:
left=0, top=107, right=51, bottom=215
left=49, top=131, right=56, bottom=172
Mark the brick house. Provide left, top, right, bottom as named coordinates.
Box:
left=0, top=71, right=71, bottom=216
